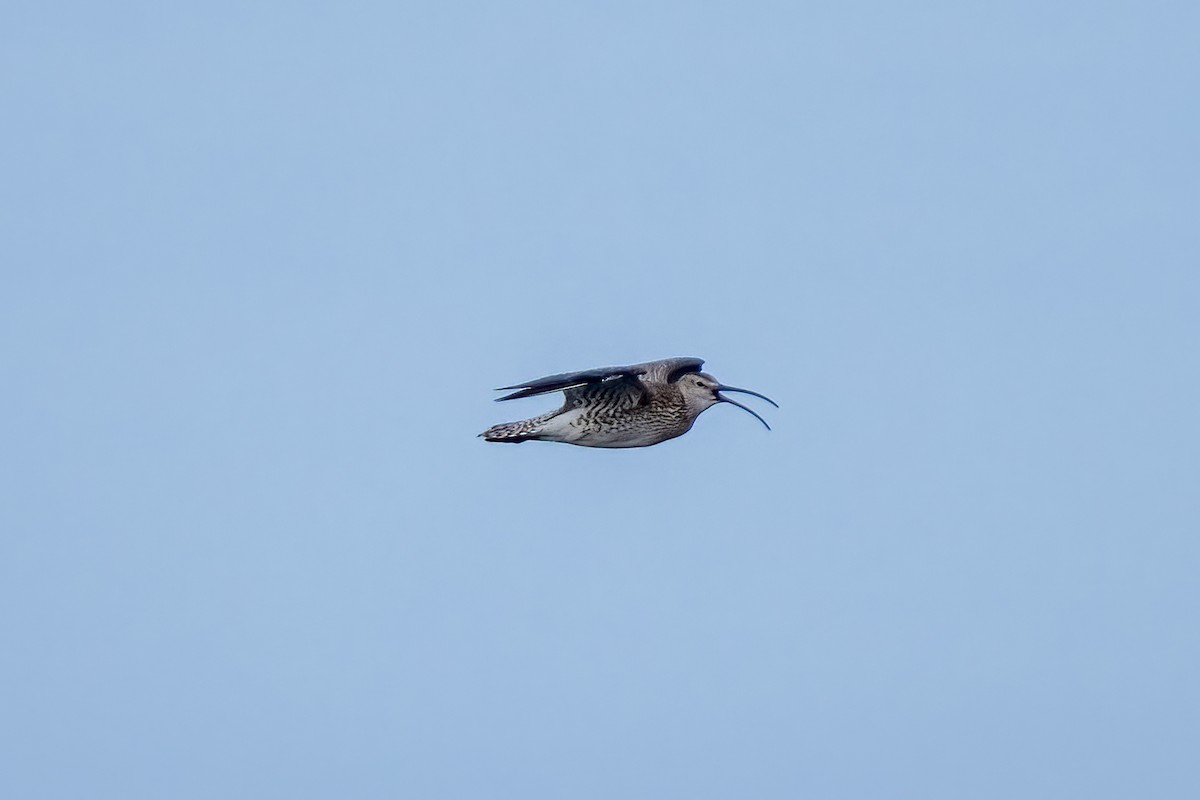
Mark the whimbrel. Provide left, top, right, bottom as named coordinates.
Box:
left=480, top=357, right=777, bottom=448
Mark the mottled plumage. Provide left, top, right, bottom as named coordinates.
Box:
left=481, top=357, right=777, bottom=448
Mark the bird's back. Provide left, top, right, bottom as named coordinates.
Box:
left=546, top=379, right=692, bottom=447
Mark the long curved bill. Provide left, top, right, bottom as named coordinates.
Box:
left=715, top=384, right=775, bottom=431
left=715, top=384, right=778, bottom=408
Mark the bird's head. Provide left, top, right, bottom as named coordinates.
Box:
left=676, top=372, right=778, bottom=429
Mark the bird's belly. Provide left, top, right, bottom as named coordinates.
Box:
left=560, top=412, right=690, bottom=449
left=577, top=429, right=676, bottom=448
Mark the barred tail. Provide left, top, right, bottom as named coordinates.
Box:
left=479, top=413, right=555, bottom=443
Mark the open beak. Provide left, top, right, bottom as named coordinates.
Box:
left=714, top=384, right=778, bottom=430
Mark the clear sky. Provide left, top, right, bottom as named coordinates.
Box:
left=3, top=2, right=1198, bottom=798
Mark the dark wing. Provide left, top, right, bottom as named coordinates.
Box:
left=562, top=374, right=647, bottom=409
left=494, top=363, right=649, bottom=402
left=494, top=357, right=704, bottom=402
left=652, top=356, right=705, bottom=385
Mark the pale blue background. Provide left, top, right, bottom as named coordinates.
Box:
left=3, top=2, right=1198, bottom=798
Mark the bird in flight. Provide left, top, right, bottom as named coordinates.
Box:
left=481, top=357, right=777, bottom=448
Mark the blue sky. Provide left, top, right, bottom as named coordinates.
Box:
left=3, top=2, right=1198, bottom=798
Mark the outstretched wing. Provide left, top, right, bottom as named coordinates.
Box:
left=494, top=357, right=704, bottom=402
